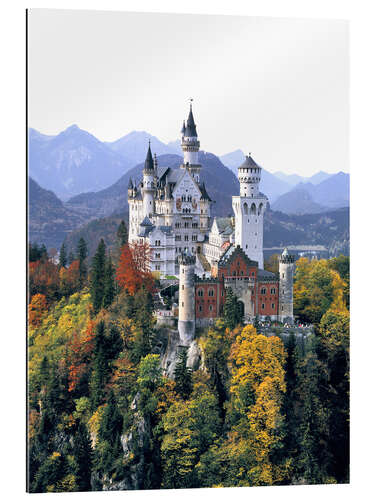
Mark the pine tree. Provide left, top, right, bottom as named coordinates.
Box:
left=68, top=251, right=75, bottom=266
left=59, top=243, right=67, bottom=268
left=90, top=239, right=106, bottom=313
left=73, top=422, right=93, bottom=491
left=223, top=288, right=242, bottom=330
left=102, top=255, right=115, bottom=309
left=77, top=237, right=88, bottom=288
left=297, top=349, right=330, bottom=484
left=117, top=220, right=128, bottom=247
left=174, top=347, right=192, bottom=400
left=89, top=321, right=108, bottom=408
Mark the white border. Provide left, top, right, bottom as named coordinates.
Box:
left=1, top=1, right=374, bottom=499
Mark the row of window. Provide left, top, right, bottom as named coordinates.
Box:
left=197, top=288, right=222, bottom=297
left=175, top=234, right=198, bottom=242
left=175, top=222, right=199, bottom=229
left=260, top=287, right=277, bottom=295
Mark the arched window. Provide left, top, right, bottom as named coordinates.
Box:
left=197, top=288, right=204, bottom=297
left=250, top=203, right=256, bottom=215
left=261, top=287, right=267, bottom=295
left=258, top=203, right=263, bottom=215
left=243, top=202, right=248, bottom=215
left=208, top=288, right=214, bottom=297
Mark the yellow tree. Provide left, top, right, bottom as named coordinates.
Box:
left=225, top=325, right=287, bottom=486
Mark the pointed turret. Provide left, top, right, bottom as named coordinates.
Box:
left=142, top=142, right=156, bottom=218
left=128, top=178, right=133, bottom=189
left=144, top=141, right=154, bottom=172
left=181, top=100, right=201, bottom=181
left=181, top=120, right=186, bottom=136
left=185, top=102, right=197, bottom=137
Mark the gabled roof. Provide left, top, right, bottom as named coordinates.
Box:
left=218, top=244, right=258, bottom=269
left=166, top=168, right=185, bottom=184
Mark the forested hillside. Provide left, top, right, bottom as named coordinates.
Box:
left=28, top=233, right=350, bottom=492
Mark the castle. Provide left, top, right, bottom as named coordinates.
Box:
left=128, top=102, right=295, bottom=338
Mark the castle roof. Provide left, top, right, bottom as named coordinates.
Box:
left=128, top=178, right=133, bottom=189
left=239, top=153, right=260, bottom=169
left=140, top=216, right=153, bottom=227
left=218, top=244, right=258, bottom=268
left=214, top=217, right=234, bottom=234
left=158, top=226, right=173, bottom=235
left=199, top=182, right=211, bottom=201
left=185, top=103, right=197, bottom=137
left=258, top=269, right=278, bottom=281
left=181, top=120, right=186, bottom=135
left=144, top=142, right=154, bottom=171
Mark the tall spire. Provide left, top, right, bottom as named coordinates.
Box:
left=144, top=141, right=154, bottom=171
left=181, top=120, right=186, bottom=135
left=185, top=99, right=197, bottom=137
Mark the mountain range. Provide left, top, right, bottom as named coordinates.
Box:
left=66, top=151, right=239, bottom=220
left=28, top=177, right=86, bottom=249
left=271, top=172, right=349, bottom=214
left=29, top=126, right=315, bottom=205
left=28, top=125, right=350, bottom=250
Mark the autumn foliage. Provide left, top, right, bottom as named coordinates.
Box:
left=116, top=241, right=154, bottom=295
left=67, top=318, right=96, bottom=392
left=28, top=293, right=48, bottom=328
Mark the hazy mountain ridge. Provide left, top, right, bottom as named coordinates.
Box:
left=28, top=177, right=87, bottom=249
left=106, top=131, right=181, bottom=165
left=67, top=151, right=239, bottom=220
left=271, top=172, right=349, bottom=214
left=273, top=170, right=332, bottom=186
left=28, top=125, right=134, bottom=200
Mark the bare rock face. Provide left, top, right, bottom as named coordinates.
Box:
left=187, top=340, right=202, bottom=371
left=160, top=327, right=181, bottom=378
left=160, top=327, right=202, bottom=377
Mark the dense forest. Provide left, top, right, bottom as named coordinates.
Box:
left=27, top=229, right=349, bottom=492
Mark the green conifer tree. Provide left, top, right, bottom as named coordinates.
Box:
left=72, top=422, right=93, bottom=491
left=223, top=288, right=242, bottom=330
left=174, top=347, right=192, bottom=400
left=68, top=250, right=75, bottom=266
left=59, top=243, right=67, bottom=268
left=102, top=255, right=116, bottom=309
left=90, top=239, right=106, bottom=313
left=117, top=220, right=128, bottom=247
left=89, top=321, right=108, bottom=408
left=77, top=237, right=88, bottom=288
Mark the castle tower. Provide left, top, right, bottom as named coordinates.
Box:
left=278, top=248, right=295, bottom=323
left=232, top=154, right=268, bottom=268
left=181, top=101, right=201, bottom=183
left=178, top=252, right=196, bottom=345
left=142, top=142, right=156, bottom=219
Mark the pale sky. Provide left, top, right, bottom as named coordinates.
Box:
left=28, top=9, right=349, bottom=175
